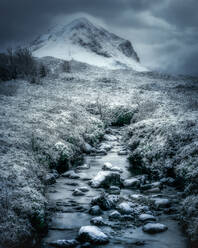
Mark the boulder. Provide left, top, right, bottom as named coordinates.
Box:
left=123, top=178, right=140, bottom=188
left=142, top=223, right=168, bottom=234
left=78, top=226, right=109, bottom=244
left=102, top=162, right=123, bottom=173
left=90, top=171, right=122, bottom=188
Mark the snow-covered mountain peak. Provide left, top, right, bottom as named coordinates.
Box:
left=31, top=17, right=148, bottom=71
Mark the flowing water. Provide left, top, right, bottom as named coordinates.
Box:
left=41, top=128, right=189, bottom=248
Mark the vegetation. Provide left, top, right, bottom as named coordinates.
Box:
left=0, top=47, right=47, bottom=82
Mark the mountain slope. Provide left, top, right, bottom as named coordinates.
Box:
left=31, top=17, right=147, bottom=71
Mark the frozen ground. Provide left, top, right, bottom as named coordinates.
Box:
left=0, top=57, right=198, bottom=247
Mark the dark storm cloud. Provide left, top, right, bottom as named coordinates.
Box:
left=0, top=0, right=197, bottom=75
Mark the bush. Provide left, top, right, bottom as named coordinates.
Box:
left=62, top=61, right=71, bottom=73
left=0, top=47, right=43, bottom=82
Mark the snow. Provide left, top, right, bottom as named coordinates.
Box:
left=31, top=18, right=148, bottom=71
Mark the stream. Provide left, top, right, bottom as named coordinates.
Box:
left=41, top=128, right=189, bottom=248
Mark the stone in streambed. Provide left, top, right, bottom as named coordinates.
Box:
left=108, top=186, right=120, bottom=195
left=89, top=205, right=102, bottom=216
left=118, top=150, right=128, bottom=155
left=123, top=178, right=140, bottom=188
left=90, top=171, right=122, bottom=188
left=102, top=162, right=123, bottom=173
left=142, top=223, right=168, bottom=234
left=109, top=210, right=122, bottom=220
left=48, top=239, right=79, bottom=247
left=91, top=194, right=119, bottom=210
left=78, top=226, right=109, bottom=244
left=139, top=214, right=156, bottom=222
left=62, top=171, right=80, bottom=179
left=72, top=189, right=85, bottom=196
left=117, top=202, right=134, bottom=214
left=153, top=198, right=171, bottom=209
left=90, top=216, right=106, bottom=226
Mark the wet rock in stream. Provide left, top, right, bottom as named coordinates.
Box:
left=48, top=239, right=79, bottom=248
left=142, top=223, right=168, bottom=234
left=90, top=170, right=122, bottom=188
left=102, top=162, right=123, bottom=173
left=91, top=194, right=119, bottom=210
left=78, top=226, right=109, bottom=244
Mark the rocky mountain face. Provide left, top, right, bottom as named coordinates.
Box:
left=31, top=17, right=146, bottom=71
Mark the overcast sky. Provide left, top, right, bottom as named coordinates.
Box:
left=0, top=0, right=198, bottom=75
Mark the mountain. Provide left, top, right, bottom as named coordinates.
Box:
left=31, top=17, right=147, bottom=71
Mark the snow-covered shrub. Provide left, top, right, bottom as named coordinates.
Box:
left=181, top=195, right=198, bottom=242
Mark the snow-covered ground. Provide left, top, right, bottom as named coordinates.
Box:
left=0, top=57, right=198, bottom=247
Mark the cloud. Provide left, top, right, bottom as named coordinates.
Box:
left=0, top=0, right=197, bottom=75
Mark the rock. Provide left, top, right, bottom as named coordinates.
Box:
left=118, top=150, right=128, bottom=155
left=96, top=149, right=107, bottom=155
left=77, top=164, right=90, bottom=170
left=81, top=242, right=91, bottom=248
left=108, top=186, right=120, bottom=195
left=117, top=202, right=134, bottom=214
left=91, top=194, right=119, bottom=210
left=109, top=210, right=121, bottom=220
left=123, top=178, right=140, bottom=188
left=90, top=216, right=106, bottom=226
left=90, top=171, right=122, bottom=188
left=130, top=194, right=145, bottom=201
left=120, top=215, right=134, bottom=221
left=65, top=182, right=79, bottom=186
left=160, top=177, right=175, bottom=186
left=104, top=134, right=117, bottom=141
left=142, top=223, right=168, bottom=234
left=102, top=162, right=123, bottom=173
left=145, top=187, right=161, bottom=193
left=72, top=189, right=85, bottom=196
left=78, top=226, right=109, bottom=244
left=48, top=239, right=79, bottom=247
left=78, top=186, right=89, bottom=192
left=62, top=171, right=80, bottom=179
left=139, top=214, right=156, bottom=222
left=153, top=198, right=171, bottom=209
left=99, top=143, right=113, bottom=151
left=44, top=174, right=56, bottom=185
left=83, top=143, right=95, bottom=154
left=89, top=205, right=102, bottom=216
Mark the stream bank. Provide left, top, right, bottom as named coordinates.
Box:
left=40, top=127, right=189, bottom=248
